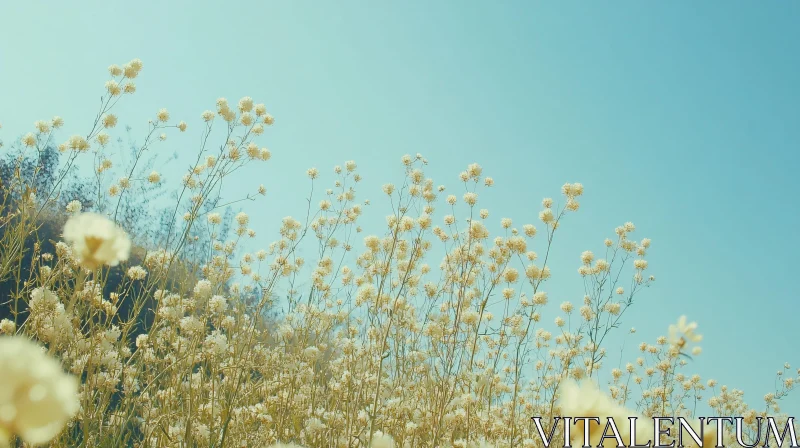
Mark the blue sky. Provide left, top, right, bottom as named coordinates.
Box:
left=2, top=1, right=798, bottom=416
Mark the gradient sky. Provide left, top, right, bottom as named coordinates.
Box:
left=1, top=1, right=798, bottom=416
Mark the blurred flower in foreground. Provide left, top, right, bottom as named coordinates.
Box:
left=558, top=379, right=653, bottom=448
left=0, top=336, right=79, bottom=446
left=63, top=212, right=131, bottom=270
left=668, top=315, right=702, bottom=349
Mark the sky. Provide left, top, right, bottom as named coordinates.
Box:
left=1, top=1, right=798, bottom=416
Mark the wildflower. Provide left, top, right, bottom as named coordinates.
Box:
left=148, top=171, right=161, bottom=183
left=235, top=212, right=249, bottom=226
left=0, top=336, right=79, bottom=445
left=202, top=110, right=215, bottom=122
left=523, top=224, right=537, bottom=237
left=156, top=108, right=169, bottom=122
left=238, top=96, right=254, bottom=112
left=123, top=59, right=143, bottom=79
left=96, top=133, right=110, bottom=146
left=22, top=133, right=36, bottom=147
left=34, top=121, right=50, bottom=133
left=240, top=112, right=254, bottom=126
left=207, top=213, right=222, bottom=225
left=209, top=295, right=228, bottom=314
left=103, top=114, right=118, bottom=129
left=126, top=266, right=147, bottom=280
left=177, top=121, right=187, bottom=132
left=105, top=80, right=121, bottom=96
left=63, top=213, right=131, bottom=270
left=194, top=279, right=213, bottom=299
left=370, top=432, right=396, bottom=448
left=668, top=315, right=702, bottom=348
left=463, top=192, right=478, bottom=206
left=65, top=201, right=82, bottom=214
left=0, top=319, right=15, bottom=334
left=303, top=346, right=321, bottom=361
left=558, top=380, right=652, bottom=447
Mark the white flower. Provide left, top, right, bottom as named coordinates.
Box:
left=557, top=379, right=653, bottom=447
left=63, top=213, right=131, bottom=270
left=668, top=315, right=702, bottom=347
left=193, top=280, right=212, bottom=299
left=0, top=336, right=79, bottom=444
left=65, top=200, right=82, bottom=214
left=147, top=171, right=161, bottom=183
left=203, top=331, right=228, bottom=356
left=0, top=319, right=15, bottom=334
left=303, top=346, right=321, bottom=361
left=156, top=108, right=169, bottom=122
left=208, top=295, right=228, bottom=314
left=370, top=432, right=396, bottom=448
left=126, top=266, right=147, bottom=280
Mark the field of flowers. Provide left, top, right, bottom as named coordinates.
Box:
left=0, top=59, right=796, bottom=448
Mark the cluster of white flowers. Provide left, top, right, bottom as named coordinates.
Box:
left=0, top=59, right=794, bottom=448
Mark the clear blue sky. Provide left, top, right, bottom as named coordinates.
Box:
left=2, top=1, right=798, bottom=415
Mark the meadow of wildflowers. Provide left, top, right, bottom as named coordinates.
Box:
left=0, top=59, right=796, bottom=448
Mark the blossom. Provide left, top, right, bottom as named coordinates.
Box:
left=207, top=213, right=222, bottom=225
left=0, top=319, right=15, bottom=334
left=34, top=121, right=50, bottom=133
left=96, top=133, right=110, bottom=146
left=103, top=114, right=118, bottom=129
left=0, top=336, right=79, bottom=444
left=238, top=96, right=254, bottom=112
left=193, top=279, right=212, bottom=299
left=123, top=58, right=143, bottom=78
left=668, top=315, right=702, bottom=348
left=558, top=380, right=652, bottom=447
left=370, top=432, right=396, bottom=448
left=156, top=108, right=169, bottom=122
left=126, top=266, right=147, bottom=280
left=63, top=213, right=131, bottom=270
left=105, top=80, right=121, bottom=96
left=21, top=133, right=36, bottom=147
left=65, top=201, right=82, bottom=214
